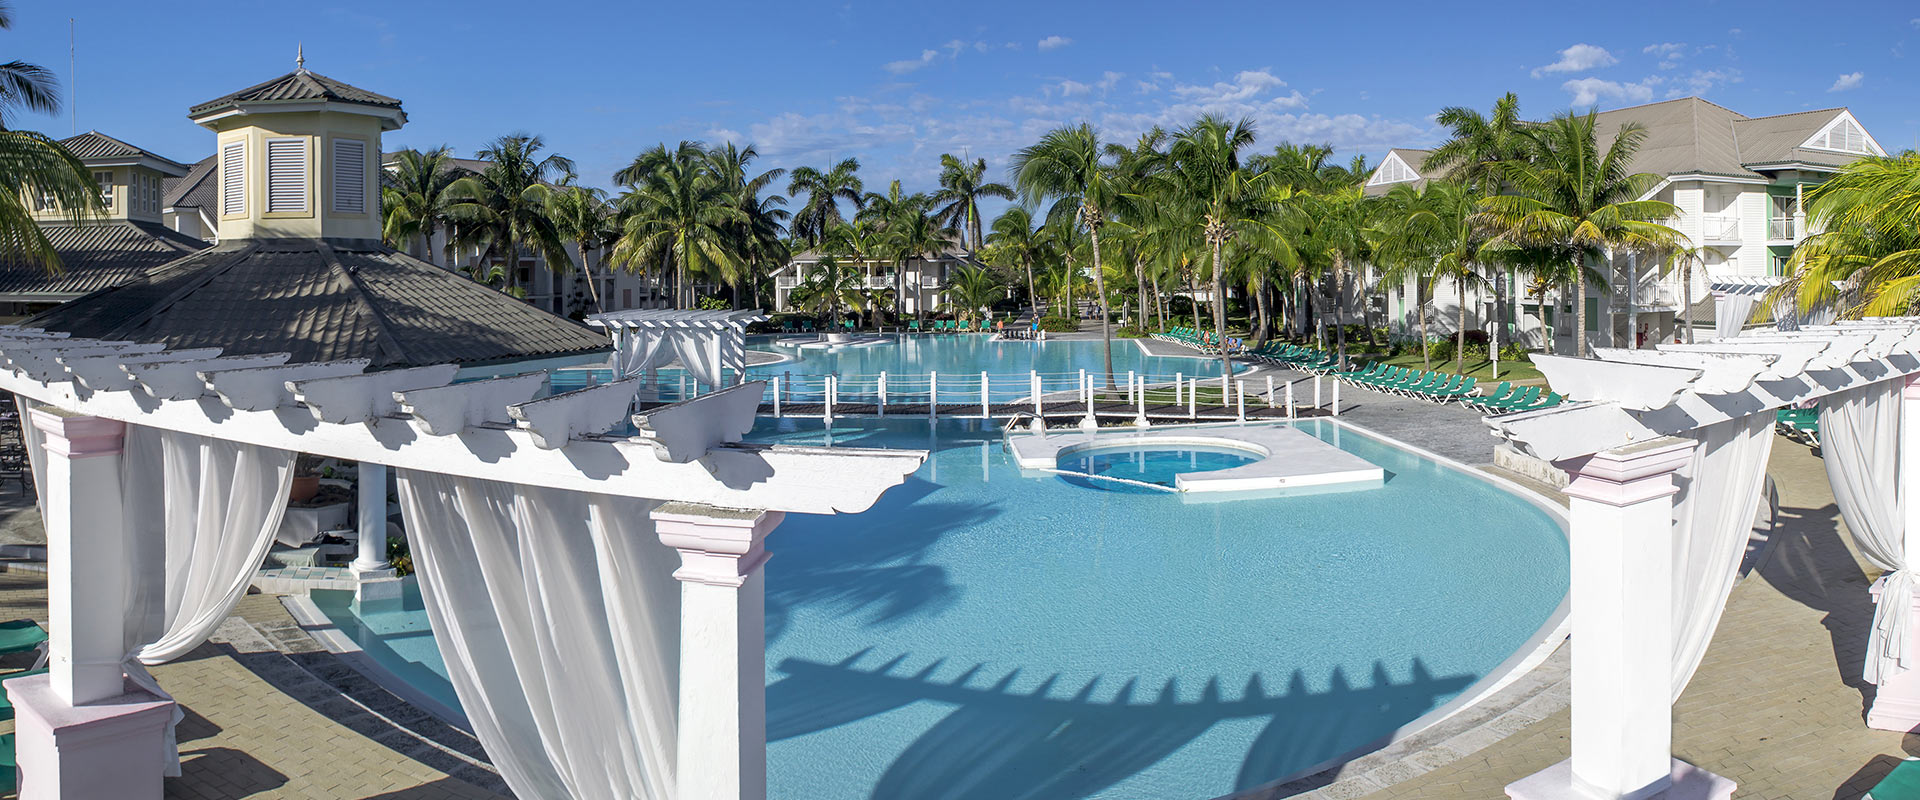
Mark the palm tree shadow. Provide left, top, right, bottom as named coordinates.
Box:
left=1755, top=500, right=1879, bottom=709
left=766, top=651, right=1476, bottom=800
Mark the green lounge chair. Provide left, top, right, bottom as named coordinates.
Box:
left=908, top=319, right=921, bottom=332
left=1486, top=386, right=1541, bottom=414
left=1870, top=757, right=1920, bottom=799
left=0, top=732, right=12, bottom=795
left=1432, top=376, right=1478, bottom=400
left=0, top=620, right=45, bottom=657
left=0, top=667, right=46, bottom=722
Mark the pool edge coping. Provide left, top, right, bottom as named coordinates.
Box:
left=280, top=587, right=477, bottom=733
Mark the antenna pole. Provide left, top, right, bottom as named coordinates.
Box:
left=68, top=18, right=76, bottom=134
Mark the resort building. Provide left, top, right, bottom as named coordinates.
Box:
left=0, top=132, right=210, bottom=319
left=771, top=245, right=979, bottom=316
left=1366, top=97, right=1887, bottom=349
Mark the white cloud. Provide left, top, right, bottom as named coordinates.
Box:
left=1058, top=80, right=1091, bottom=97
left=1096, top=71, right=1125, bottom=92
left=1172, top=69, right=1298, bottom=105
left=706, top=111, right=915, bottom=162
left=1532, top=43, right=1618, bottom=78
left=1666, top=68, right=1740, bottom=97
left=884, top=49, right=938, bottom=75
left=1829, top=71, right=1865, bottom=92
left=1562, top=77, right=1655, bottom=106
left=1037, top=35, right=1072, bottom=51
left=1643, top=42, right=1686, bottom=69
left=1134, top=80, right=1160, bottom=94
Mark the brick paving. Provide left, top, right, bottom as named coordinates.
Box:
left=1367, top=441, right=1920, bottom=799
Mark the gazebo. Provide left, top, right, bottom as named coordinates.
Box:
left=1491, top=320, right=1920, bottom=799
left=587, top=308, right=768, bottom=393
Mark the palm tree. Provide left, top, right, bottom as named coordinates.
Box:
left=548, top=183, right=615, bottom=313
left=446, top=134, right=576, bottom=297
left=943, top=264, right=1003, bottom=321
left=612, top=143, right=746, bottom=309
left=790, top=254, right=866, bottom=325
left=932, top=154, right=1016, bottom=252
left=1428, top=92, right=1528, bottom=353
left=987, top=207, right=1045, bottom=319
left=1481, top=111, right=1685, bottom=357
left=381, top=147, right=461, bottom=260
left=704, top=142, right=790, bottom=309
left=0, top=3, right=101, bottom=273
left=1375, top=181, right=1492, bottom=374
left=787, top=158, right=864, bottom=247
left=1166, top=115, right=1267, bottom=381
left=1771, top=152, right=1920, bottom=318
left=1012, top=123, right=1127, bottom=387
left=857, top=180, right=927, bottom=317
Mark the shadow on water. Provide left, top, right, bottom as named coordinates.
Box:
left=767, top=652, right=1475, bottom=800
left=765, top=476, right=992, bottom=644
left=1755, top=500, right=1880, bottom=709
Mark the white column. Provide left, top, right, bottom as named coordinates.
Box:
left=1508, top=436, right=1733, bottom=800
left=352, top=463, right=392, bottom=575
left=652, top=503, right=786, bottom=800
left=9, top=409, right=174, bottom=800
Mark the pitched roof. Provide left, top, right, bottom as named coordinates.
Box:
left=58, top=131, right=189, bottom=173
left=26, top=239, right=610, bottom=369
left=1391, top=148, right=1436, bottom=170
left=162, top=155, right=217, bottom=211
left=189, top=69, right=401, bottom=116
left=0, top=221, right=211, bottom=297
left=1589, top=97, right=1867, bottom=179
left=1730, top=108, right=1856, bottom=168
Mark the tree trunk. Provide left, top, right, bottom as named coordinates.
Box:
left=1253, top=271, right=1270, bottom=348
left=1089, top=221, right=1115, bottom=388
left=1026, top=259, right=1038, bottom=321
left=1682, top=256, right=1694, bottom=344
left=1210, top=237, right=1231, bottom=382
left=1418, top=279, right=1431, bottom=371
left=579, top=242, right=602, bottom=313
left=1573, top=262, right=1587, bottom=358
left=1537, top=281, right=1552, bottom=356
left=1335, top=255, right=1349, bottom=371
left=1455, top=274, right=1468, bottom=375
left=1064, top=257, right=1075, bottom=322
left=1187, top=269, right=1201, bottom=330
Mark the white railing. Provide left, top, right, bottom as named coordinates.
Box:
left=1699, top=215, right=1740, bottom=241
left=775, top=276, right=798, bottom=288
left=1768, top=217, right=1797, bottom=240
left=920, top=277, right=942, bottom=288
left=867, top=276, right=893, bottom=289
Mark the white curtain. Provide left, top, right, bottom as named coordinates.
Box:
left=1714, top=292, right=1757, bottom=339
left=1669, top=413, right=1776, bottom=699
left=14, top=397, right=43, bottom=518
left=667, top=329, right=727, bottom=389
left=396, top=469, right=681, bottom=800
left=618, top=327, right=677, bottom=384
left=1819, top=380, right=1908, bottom=684
left=119, top=424, right=296, bottom=774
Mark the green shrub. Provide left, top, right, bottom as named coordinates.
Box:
left=387, top=536, right=414, bottom=577
left=1498, top=343, right=1531, bottom=362
left=1037, top=316, right=1079, bottom=333
left=1115, top=325, right=1148, bottom=338
left=1425, top=338, right=1455, bottom=363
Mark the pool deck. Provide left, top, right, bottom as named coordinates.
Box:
left=0, top=353, right=1914, bottom=797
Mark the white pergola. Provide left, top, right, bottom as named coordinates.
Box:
left=588, top=308, right=768, bottom=390
left=1491, top=319, right=1920, bottom=800
left=0, top=326, right=920, bottom=800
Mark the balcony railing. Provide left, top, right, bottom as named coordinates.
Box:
left=1699, top=215, right=1740, bottom=241
left=921, top=276, right=942, bottom=288
left=775, top=276, right=798, bottom=289
left=867, top=276, right=894, bottom=289
left=1768, top=217, right=1798, bottom=240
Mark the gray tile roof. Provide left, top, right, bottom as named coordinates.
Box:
left=163, top=155, right=217, bottom=211
left=189, top=69, right=401, bottom=116
left=27, top=239, right=611, bottom=369
left=58, top=131, right=189, bottom=172
left=0, top=221, right=210, bottom=297
left=1731, top=108, right=1857, bottom=168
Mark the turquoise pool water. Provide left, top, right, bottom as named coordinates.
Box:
left=1056, top=445, right=1258, bottom=492
left=551, top=335, right=1243, bottom=402
left=314, top=418, right=1568, bottom=800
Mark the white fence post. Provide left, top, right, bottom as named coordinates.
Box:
left=1081, top=372, right=1098, bottom=430
left=1314, top=376, right=1323, bottom=410
left=1266, top=375, right=1276, bottom=407
left=1236, top=380, right=1246, bottom=422
left=1174, top=372, right=1183, bottom=408
left=1134, top=373, right=1149, bottom=427
left=929, top=371, right=939, bottom=419
left=1333, top=380, right=1341, bottom=416
left=1031, top=371, right=1042, bottom=416
left=1188, top=378, right=1197, bottom=420
left=825, top=375, right=836, bottom=425
left=772, top=377, right=782, bottom=418
left=1286, top=381, right=1296, bottom=419
left=980, top=371, right=989, bottom=418
left=878, top=371, right=888, bottom=417
left=1079, top=369, right=1088, bottom=404
left=1127, top=370, right=1137, bottom=405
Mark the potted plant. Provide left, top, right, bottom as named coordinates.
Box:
left=290, top=455, right=321, bottom=503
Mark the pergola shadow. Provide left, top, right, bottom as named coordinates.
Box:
left=1755, top=499, right=1880, bottom=710
left=767, top=651, right=1476, bottom=800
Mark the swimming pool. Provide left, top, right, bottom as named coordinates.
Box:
left=551, top=335, right=1244, bottom=403
left=312, top=418, right=1567, bottom=800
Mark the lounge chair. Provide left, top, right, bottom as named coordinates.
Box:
left=0, top=733, right=12, bottom=795
left=908, top=319, right=921, bottom=333
left=1870, top=757, right=1920, bottom=799
left=0, top=620, right=45, bottom=657
left=0, top=666, right=45, bottom=722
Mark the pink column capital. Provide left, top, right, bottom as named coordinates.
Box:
left=1555, top=436, right=1694, bottom=508
left=29, top=409, right=126, bottom=459
left=1903, top=373, right=1920, bottom=397
left=652, top=502, right=785, bottom=587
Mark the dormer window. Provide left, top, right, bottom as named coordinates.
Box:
left=221, top=142, right=245, bottom=216
left=1807, top=117, right=1871, bottom=154
left=332, top=138, right=366, bottom=214
left=94, top=171, right=113, bottom=208
left=1370, top=156, right=1417, bottom=186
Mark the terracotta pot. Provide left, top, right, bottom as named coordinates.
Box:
left=289, top=475, right=320, bottom=503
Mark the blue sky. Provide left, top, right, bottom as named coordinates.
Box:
left=12, top=0, right=1920, bottom=200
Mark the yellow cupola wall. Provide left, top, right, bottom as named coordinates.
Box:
left=187, top=52, right=406, bottom=242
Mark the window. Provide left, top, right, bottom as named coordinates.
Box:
left=221, top=142, right=246, bottom=216
left=622, top=288, right=632, bottom=308
left=332, top=138, right=366, bottom=214
left=1810, top=118, right=1869, bottom=154
left=264, top=137, right=309, bottom=213
left=94, top=171, right=113, bottom=208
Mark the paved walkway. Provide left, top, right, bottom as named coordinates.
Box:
left=1367, top=440, right=1919, bottom=800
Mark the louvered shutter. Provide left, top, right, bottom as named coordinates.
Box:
left=332, top=139, right=366, bottom=214
left=221, top=142, right=246, bottom=216
left=265, top=138, right=308, bottom=213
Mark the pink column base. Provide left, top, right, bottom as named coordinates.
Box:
left=5, top=672, right=175, bottom=800
left=1867, top=576, right=1920, bottom=731
left=1506, top=757, right=1736, bottom=800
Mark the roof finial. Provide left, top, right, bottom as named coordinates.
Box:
left=296, top=43, right=305, bottom=71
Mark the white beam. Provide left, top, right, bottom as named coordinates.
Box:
left=204, top=359, right=370, bottom=411
left=125, top=353, right=292, bottom=401
left=290, top=365, right=458, bottom=425
left=395, top=372, right=545, bottom=436
left=508, top=378, right=642, bottom=449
